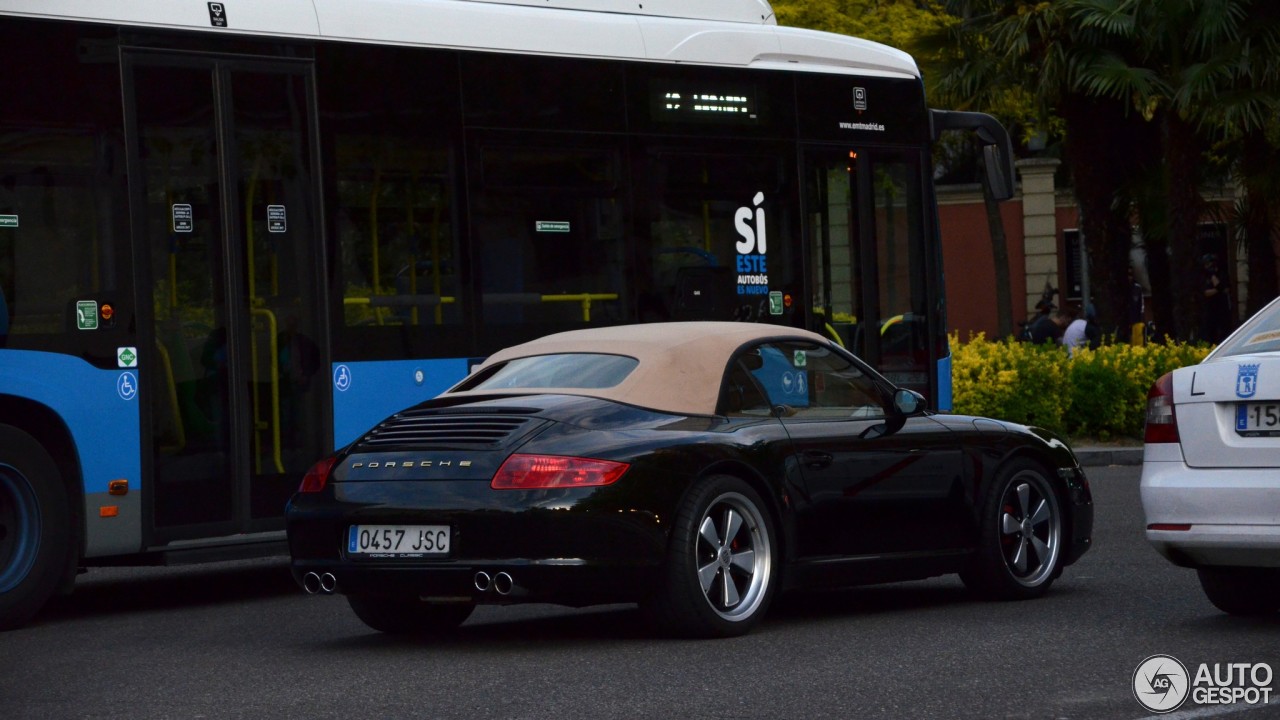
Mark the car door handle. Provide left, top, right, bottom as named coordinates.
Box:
left=801, top=450, right=833, bottom=469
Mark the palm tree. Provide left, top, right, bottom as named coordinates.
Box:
left=1068, top=0, right=1280, bottom=337
left=936, top=0, right=1280, bottom=340
left=1180, top=4, right=1280, bottom=315
left=1231, top=127, right=1280, bottom=314
left=931, top=0, right=1152, bottom=337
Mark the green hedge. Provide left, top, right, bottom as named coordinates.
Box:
left=950, top=334, right=1211, bottom=439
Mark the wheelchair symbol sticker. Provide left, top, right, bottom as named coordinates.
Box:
left=334, top=364, right=352, bottom=392
left=117, top=372, right=138, bottom=401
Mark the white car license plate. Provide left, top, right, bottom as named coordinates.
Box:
left=1236, top=402, right=1280, bottom=436
left=347, top=525, right=450, bottom=557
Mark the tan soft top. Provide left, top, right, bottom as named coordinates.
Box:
left=443, top=321, right=831, bottom=416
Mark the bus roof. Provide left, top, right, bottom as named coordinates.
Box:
left=0, top=0, right=919, bottom=79
left=458, top=0, right=779, bottom=26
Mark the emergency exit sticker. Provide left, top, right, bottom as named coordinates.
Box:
left=0, top=215, right=17, bottom=228
left=535, top=221, right=570, bottom=233
left=267, top=205, right=287, bottom=233
left=172, top=204, right=193, bottom=233
left=76, top=300, right=98, bottom=330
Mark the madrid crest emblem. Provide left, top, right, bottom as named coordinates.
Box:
left=1237, top=363, right=1260, bottom=399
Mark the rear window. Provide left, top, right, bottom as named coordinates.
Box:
left=1215, top=298, right=1280, bottom=358
left=452, top=353, right=638, bottom=391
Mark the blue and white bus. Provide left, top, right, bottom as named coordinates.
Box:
left=0, top=0, right=1012, bottom=628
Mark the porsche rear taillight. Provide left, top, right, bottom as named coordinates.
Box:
left=1144, top=372, right=1180, bottom=444
left=298, top=456, right=339, bottom=493
left=491, top=454, right=629, bottom=490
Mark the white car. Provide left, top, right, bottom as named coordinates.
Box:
left=1142, top=296, right=1280, bottom=615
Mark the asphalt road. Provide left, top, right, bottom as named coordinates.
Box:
left=2, top=465, right=1278, bottom=720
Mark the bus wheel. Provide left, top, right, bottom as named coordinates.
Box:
left=0, top=426, right=71, bottom=631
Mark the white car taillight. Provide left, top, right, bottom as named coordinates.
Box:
left=1144, top=372, right=1180, bottom=443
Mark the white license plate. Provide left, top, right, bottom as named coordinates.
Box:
left=347, top=525, right=450, bottom=557
left=1236, top=403, right=1280, bottom=436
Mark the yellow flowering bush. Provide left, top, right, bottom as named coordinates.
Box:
left=951, top=334, right=1211, bottom=439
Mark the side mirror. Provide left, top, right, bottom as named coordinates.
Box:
left=930, top=109, right=1016, bottom=201
left=893, top=389, right=925, bottom=416
left=866, top=389, right=924, bottom=440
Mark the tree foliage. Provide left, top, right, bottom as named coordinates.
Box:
left=777, top=0, right=1280, bottom=340
left=772, top=0, right=952, bottom=59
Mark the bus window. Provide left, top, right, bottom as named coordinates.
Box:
left=805, top=146, right=936, bottom=401
left=461, top=53, right=624, bottom=132
left=0, top=21, right=131, bottom=360
left=470, top=138, right=626, bottom=350
left=318, top=44, right=466, bottom=360
left=806, top=151, right=863, bottom=349
left=871, top=155, right=931, bottom=391
left=633, top=144, right=802, bottom=328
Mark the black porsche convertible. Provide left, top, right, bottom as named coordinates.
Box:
left=286, top=322, right=1092, bottom=637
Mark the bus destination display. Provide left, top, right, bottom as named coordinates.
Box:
left=653, top=84, right=758, bottom=124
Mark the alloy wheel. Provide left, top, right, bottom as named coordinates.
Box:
left=998, top=474, right=1061, bottom=588
left=695, top=491, right=772, bottom=621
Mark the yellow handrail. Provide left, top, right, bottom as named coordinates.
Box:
left=824, top=322, right=845, bottom=348
left=343, top=295, right=457, bottom=306
left=540, top=293, right=619, bottom=322
left=249, top=307, right=284, bottom=474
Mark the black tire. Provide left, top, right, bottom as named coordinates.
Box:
left=961, top=458, right=1064, bottom=601
left=0, top=425, right=72, bottom=631
left=347, top=594, right=475, bottom=636
left=645, top=475, right=777, bottom=638
left=1197, top=567, right=1280, bottom=616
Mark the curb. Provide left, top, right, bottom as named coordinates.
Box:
left=1073, top=447, right=1143, bottom=467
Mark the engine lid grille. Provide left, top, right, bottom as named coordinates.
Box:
left=355, top=410, right=543, bottom=450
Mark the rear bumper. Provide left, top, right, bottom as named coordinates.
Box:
left=289, top=558, right=660, bottom=605
left=286, top=479, right=673, bottom=605
left=1145, top=527, right=1280, bottom=568
left=1140, top=446, right=1280, bottom=568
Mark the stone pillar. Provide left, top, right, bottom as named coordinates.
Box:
left=1016, top=158, right=1062, bottom=316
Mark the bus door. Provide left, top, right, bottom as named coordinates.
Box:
left=803, top=147, right=939, bottom=404
left=466, top=133, right=627, bottom=349
left=124, top=54, right=327, bottom=539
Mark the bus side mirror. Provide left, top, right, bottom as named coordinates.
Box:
left=930, top=109, right=1016, bottom=201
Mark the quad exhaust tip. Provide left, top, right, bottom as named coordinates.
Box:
left=302, top=571, right=339, bottom=595
left=308, top=568, right=512, bottom=597
left=493, top=572, right=514, bottom=596
left=474, top=570, right=516, bottom=596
